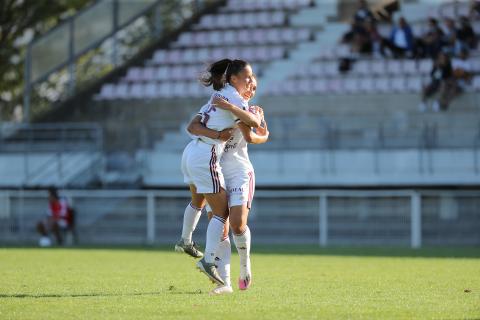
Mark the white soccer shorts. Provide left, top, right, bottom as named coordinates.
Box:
left=205, top=170, right=255, bottom=211
left=226, top=170, right=255, bottom=209
left=181, top=140, right=226, bottom=194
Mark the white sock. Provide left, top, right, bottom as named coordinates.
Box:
left=215, top=236, right=231, bottom=287
left=204, top=216, right=226, bottom=263
left=233, top=226, right=251, bottom=279
left=181, top=202, right=202, bottom=243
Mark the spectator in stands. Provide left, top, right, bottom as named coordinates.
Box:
left=442, top=18, right=469, bottom=57
left=417, top=18, right=445, bottom=58
left=341, top=19, right=371, bottom=55
left=341, top=0, right=377, bottom=56
left=365, top=19, right=385, bottom=57
left=419, top=52, right=455, bottom=112
left=444, top=32, right=468, bottom=57
left=354, top=0, right=374, bottom=23
left=426, top=17, right=444, bottom=37
left=457, top=16, right=477, bottom=49
left=443, top=18, right=457, bottom=44
left=37, top=187, right=74, bottom=247
left=384, top=17, right=415, bottom=58
left=470, top=0, right=480, bottom=18
left=452, top=48, right=473, bottom=92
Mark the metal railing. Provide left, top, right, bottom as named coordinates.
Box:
left=0, top=122, right=103, bottom=152
left=1, top=189, right=479, bottom=247
left=0, top=123, right=104, bottom=187
left=23, top=0, right=217, bottom=121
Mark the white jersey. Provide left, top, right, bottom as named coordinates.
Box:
left=180, top=84, right=248, bottom=194
left=189, top=84, right=248, bottom=145
left=222, top=105, right=257, bottom=177
left=222, top=127, right=253, bottom=177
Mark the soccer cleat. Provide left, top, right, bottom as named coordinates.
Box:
left=210, top=285, right=233, bottom=295
left=196, top=258, right=225, bottom=286
left=238, top=274, right=252, bottom=290
left=175, top=239, right=203, bottom=258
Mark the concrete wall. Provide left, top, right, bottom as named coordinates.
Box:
left=143, top=148, right=480, bottom=187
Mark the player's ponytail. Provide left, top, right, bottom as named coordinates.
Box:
left=200, top=58, right=250, bottom=91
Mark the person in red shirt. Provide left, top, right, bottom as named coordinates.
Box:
left=36, top=187, right=73, bottom=246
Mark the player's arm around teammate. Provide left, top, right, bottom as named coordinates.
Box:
left=237, top=114, right=269, bottom=144
left=186, top=115, right=234, bottom=142
left=211, top=96, right=261, bottom=128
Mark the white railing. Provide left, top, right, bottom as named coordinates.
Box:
left=1, top=189, right=479, bottom=247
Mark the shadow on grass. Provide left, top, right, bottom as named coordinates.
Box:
left=0, top=291, right=163, bottom=299
left=2, top=244, right=479, bottom=259
left=0, top=287, right=205, bottom=299
left=251, top=245, right=480, bottom=259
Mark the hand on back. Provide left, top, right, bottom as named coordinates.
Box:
left=212, top=96, right=232, bottom=110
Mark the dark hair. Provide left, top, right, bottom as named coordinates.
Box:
left=200, top=59, right=250, bottom=91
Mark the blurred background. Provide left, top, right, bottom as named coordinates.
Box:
left=0, top=0, right=479, bottom=248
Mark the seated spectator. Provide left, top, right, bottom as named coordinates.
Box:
left=443, top=18, right=457, bottom=44
left=37, top=187, right=75, bottom=247
left=444, top=32, right=468, bottom=57
left=341, top=20, right=371, bottom=56
left=457, top=16, right=477, bottom=49
left=365, top=19, right=385, bottom=57
left=341, top=0, right=376, bottom=56
left=470, top=0, right=480, bottom=19
left=425, top=17, right=444, bottom=37
left=384, top=17, right=415, bottom=58
left=417, top=18, right=445, bottom=58
left=419, top=52, right=456, bottom=112
left=354, top=0, right=374, bottom=23
left=452, top=49, right=473, bottom=91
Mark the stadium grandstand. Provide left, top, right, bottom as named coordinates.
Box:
left=0, top=0, right=479, bottom=248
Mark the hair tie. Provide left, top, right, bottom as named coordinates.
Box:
left=224, top=61, right=231, bottom=75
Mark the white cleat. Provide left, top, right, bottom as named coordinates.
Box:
left=210, top=285, right=233, bottom=295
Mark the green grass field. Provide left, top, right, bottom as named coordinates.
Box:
left=1, top=246, right=479, bottom=319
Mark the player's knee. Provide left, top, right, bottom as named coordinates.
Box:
left=230, top=219, right=246, bottom=234
left=190, top=198, right=205, bottom=209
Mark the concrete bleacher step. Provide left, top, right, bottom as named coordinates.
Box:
left=258, top=23, right=350, bottom=98
left=258, top=93, right=480, bottom=115
left=0, top=152, right=101, bottom=187
left=26, top=152, right=100, bottom=187
left=400, top=0, right=439, bottom=23
left=255, top=2, right=345, bottom=98
left=154, top=129, right=190, bottom=151
left=290, top=0, right=338, bottom=27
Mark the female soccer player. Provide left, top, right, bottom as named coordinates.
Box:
left=179, top=59, right=261, bottom=285
left=183, top=76, right=269, bottom=294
